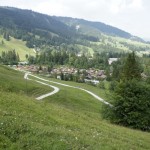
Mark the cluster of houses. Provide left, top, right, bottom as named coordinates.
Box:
left=12, top=58, right=120, bottom=84
left=50, top=67, right=106, bottom=79
left=14, top=57, right=148, bottom=84
left=53, top=67, right=107, bottom=84
left=14, top=65, right=107, bottom=84
left=10, top=57, right=149, bottom=84
left=15, top=65, right=39, bottom=73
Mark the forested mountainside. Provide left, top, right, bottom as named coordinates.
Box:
left=0, top=6, right=144, bottom=42
left=53, top=16, right=132, bottom=38
left=0, top=6, right=135, bottom=39
left=0, top=7, right=99, bottom=49
left=0, top=7, right=75, bottom=38
left=0, top=6, right=150, bottom=59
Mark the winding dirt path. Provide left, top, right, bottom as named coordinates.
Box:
left=25, top=72, right=112, bottom=107
left=24, top=72, right=59, bottom=100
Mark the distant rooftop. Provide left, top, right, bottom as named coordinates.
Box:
left=108, top=58, right=119, bottom=65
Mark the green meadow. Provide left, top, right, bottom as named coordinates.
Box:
left=0, top=36, right=35, bottom=61
left=0, top=65, right=150, bottom=149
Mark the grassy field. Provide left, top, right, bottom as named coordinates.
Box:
left=0, top=35, right=35, bottom=61
left=0, top=65, right=150, bottom=149
left=0, top=65, right=53, bottom=98
left=92, top=34, right=150, bottom=55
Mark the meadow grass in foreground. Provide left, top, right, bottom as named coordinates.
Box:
left=0, top=66, right=150, bottom=149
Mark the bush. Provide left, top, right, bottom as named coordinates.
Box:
left=103, top=80, right=150, bottom=131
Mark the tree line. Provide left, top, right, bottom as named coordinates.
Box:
left=27, top=50, right=111, bottom=70
left=0, top=50, right=20, bottom=65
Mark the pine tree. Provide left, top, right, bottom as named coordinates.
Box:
left=112, top=80, right=150, bottom=131
left=121, top=52, right=141, bottom=80
left=47, top=66, right=52, bottom=74
left=1, top=40, right=4, bottom=45
left=3, top=32, right=10, bottom=41
left=102, top=52, right=150, bottom=131
left=25, top=54, right=29, bottom=60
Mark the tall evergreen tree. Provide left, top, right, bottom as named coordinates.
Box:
left=102, top=52, right=150, bottom=131
left=3, top=32, right=10, bottom=41
left=1, top=40, right=4, bottom=45
left=121, top=52, right=141, bottom=80
left=112, top=80, right=150, bottom=131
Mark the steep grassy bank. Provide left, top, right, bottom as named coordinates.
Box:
left=0, top=65, right=150, bottom=149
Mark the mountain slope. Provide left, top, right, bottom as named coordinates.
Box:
left=0, top=7, right=141, bottom=40
left=0, top=6, right=150, bottom=58
left=0, top=7, right=75, bottom=38
left=53, top=16, right=132, bottom=38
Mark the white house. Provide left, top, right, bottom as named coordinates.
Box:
left=108, top=58, right=119, bottom=65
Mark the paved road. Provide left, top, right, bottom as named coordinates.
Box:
left=25, top=72, right=112, bottom=107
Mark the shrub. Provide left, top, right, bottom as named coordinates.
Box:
left=103, top=80, right=150, bottom=131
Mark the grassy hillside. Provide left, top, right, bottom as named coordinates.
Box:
left=89, top=34, right=150, bottom=54
left=0, top=65, right=150, bottom=149
left=0, top=35, right=35, bottom=61
left=0, top=65, right=53, bottom=97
